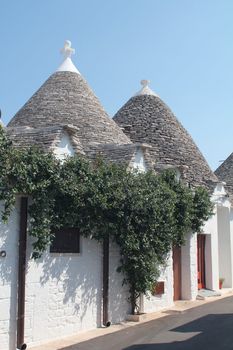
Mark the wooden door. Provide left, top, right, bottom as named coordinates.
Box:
left=173, top=246, right=182, bottom=300
left=197, top=234, right=206, bottom=289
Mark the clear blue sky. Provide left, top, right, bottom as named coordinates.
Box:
left=1, top=0, right=232, bottom=170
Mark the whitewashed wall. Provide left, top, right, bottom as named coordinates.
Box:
left=142, top=254, right=174, bottom=313
left=0, top=202, right=105, bottom=349
left=202, top=208, right=219, bottom=290
left=1, top=186, right=226, bottom=348
left=229, top=208, right=233, bottom=286
left=0, top=198, right=177, bottom=350
left=181, top=232, right=197, bottom=300
left=217, top=206, right=232, bottom=287
left=0, top=200, right=20, bottom=350
left=108, top=241, right=131, bottom=323
left=0, top=200, right=133, bottom=349
left=24, top=236, right=103, bottom=347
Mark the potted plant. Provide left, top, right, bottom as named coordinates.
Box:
left=219, top=278, right=224, bottom=289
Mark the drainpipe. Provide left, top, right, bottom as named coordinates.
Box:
left=103, top=236, right=111, bottom=327
left=16, top=197, right=28, bottom=350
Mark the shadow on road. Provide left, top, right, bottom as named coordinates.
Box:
left=122, top=313, right=233, bottom=350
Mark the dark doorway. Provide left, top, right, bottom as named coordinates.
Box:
left=173, top=246, right=182, bottom=300
left=197, top=234, right=206, bottom=289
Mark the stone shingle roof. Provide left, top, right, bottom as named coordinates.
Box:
left=7, top=124, right=84, bottom=154
left=215, top=153, right=233, bottom=200
left=113, top=93, right=218, bottom=188
left=86, top=143, right=155, bottom=170
left=8, top=71, right=131, bottom=149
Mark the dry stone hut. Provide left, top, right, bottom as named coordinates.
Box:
left=114, top=80, right=217, bottom=188
left=1, top=42, right=233, bottom=350
left=1, top=41, right=133, bottom=350
left=114, top=80, right=233, bottom=302
left=0, top=41, right=155, bottom=350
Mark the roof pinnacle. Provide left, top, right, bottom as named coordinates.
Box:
left=141, top=79, right=150, bottom=88
left=56, top=40, right=80, bottom=74
left=134, top=79, right=159, bottom=97
left=60, top=40, right=75, bottom=59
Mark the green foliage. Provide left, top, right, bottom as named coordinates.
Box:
left=0, top=127, right=214, bottom=313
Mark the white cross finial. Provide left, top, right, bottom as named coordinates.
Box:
left=60, top=40, right=75, bottom=59
left=141, top=79, right=150, bottom=87
left=57, top=40, right=80, bottom=74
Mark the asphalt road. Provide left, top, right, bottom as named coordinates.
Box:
left=60, top=296, right=233, bottom=350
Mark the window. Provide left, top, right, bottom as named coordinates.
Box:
left=50, top=228, right=80, bottom=253
left=151, top=281, right=165, bottom=296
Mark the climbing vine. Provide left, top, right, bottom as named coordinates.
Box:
left=0, top=126, right=213, bottom=314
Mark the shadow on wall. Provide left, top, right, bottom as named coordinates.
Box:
left=37, top=237, right=103, bottom=327
left=108, top=243, right=131, bottom=323
left=109, top=272, right=131, bottom=323
left=122, top=314, right=233, bottom=350
left=0, top=227, right=17, bottom=283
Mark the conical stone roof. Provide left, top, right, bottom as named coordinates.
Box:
left=113, top=81, right=218, bottom=188
left=8, top=42, right=130, bottom=150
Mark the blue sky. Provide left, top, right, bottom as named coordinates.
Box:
left=1, top=0, right=232, bottom=170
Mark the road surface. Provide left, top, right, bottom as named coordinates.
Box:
left=60, top=295, right=233, bottom=350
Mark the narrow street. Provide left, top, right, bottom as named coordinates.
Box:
left=59, top=295, right=233, bottom=350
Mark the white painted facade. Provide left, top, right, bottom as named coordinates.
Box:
left=201, top=184, right=233, bottom=292
left=0, top=200, right=20, bottom=350
left=142, top=254, right=174, bottom=313
left=1, top=135, right=233, bottom=349
left=0, top=201, right=131, bottom=349
left=181, top=232, right=198, bottom=300
left=0, top=135, right=132, bottom=349
left=24, top=238, right=103, bottom=346
left=1, top=138, right=233, bottom=348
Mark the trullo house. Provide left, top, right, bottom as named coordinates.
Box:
left=0, top=41, right=232, bottom=349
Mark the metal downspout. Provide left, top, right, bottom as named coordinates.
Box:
left=103, top=236, right=110, bottom=327
left=16, top=197, right=28, bottom=350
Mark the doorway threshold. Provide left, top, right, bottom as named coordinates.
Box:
left=197, top=288, right=221, bottom=300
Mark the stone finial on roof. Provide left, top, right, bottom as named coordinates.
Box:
left=57, top=40, right=80, bottom=74
left=61, top=40, right=75, bottom=59
left=141, top=79, right=150, bottom=87
left=134, top=79, right=159, bottom=97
